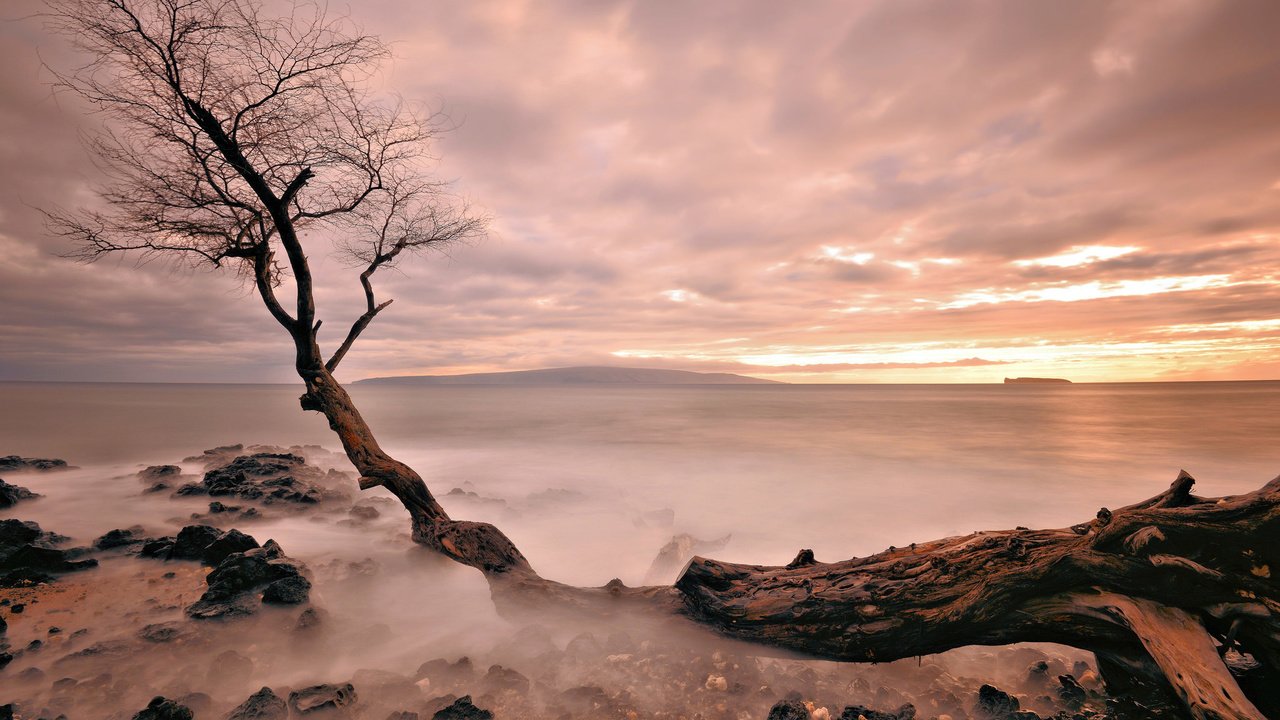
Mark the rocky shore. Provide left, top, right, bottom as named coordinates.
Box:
left=1, top=445, right=1149, bottom=719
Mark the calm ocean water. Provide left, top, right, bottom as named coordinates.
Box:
left=3, top=380, right=1277, bottom=586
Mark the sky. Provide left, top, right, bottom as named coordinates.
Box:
left=2, top=1, right=1280, bottom=384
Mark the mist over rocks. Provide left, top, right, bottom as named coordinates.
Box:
left=0, top=519, right=97, bottom=585
left=174, top=452, right=350, bottom=508
left=227, top=686, right=287, bottom=720
left=184, top=537, right=312, bottom=619
left=0, top=456, right=73, bottom=473
left=0, top=479, right=40, bottom=510
left=183, top=443, right=352, bottom=472
left=0, top=442, right=1150, bottom=719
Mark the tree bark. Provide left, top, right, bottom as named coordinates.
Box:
left=297, top=367, right=532, bottom=575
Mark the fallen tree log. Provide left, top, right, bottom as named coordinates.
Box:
left=673, top=471, right=1280, bottom=719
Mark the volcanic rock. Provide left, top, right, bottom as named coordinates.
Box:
left=167, top=524, right=223, bottom=560
left=261, top=575, right=311, bottom=604
left=0, top=479, right=39, bottom=509
left=138, top=465, right=181, bottom=482
left=0, top=456, right=70, bottom=472
left=767, top=694, right=810, bottom=720
left=228, top=687, right=288, bottom=720
left=839, top=703, right=917, bottom=719
left=186, top=539, right=308, bottom=619
left=188, top=452, right=336, bottom=505
left=131, top=696, right=193, bottom=720
left=95, top=526, right=146, bottom=550
left=431, top=696, right=492, bottom=720
left=288, top=683, right=357, bottom=714
left=975, top=684, right=1022, bottom=719
left=200, top=529, right=260, bottom=566
left=0, top=519, right=96, bottom=576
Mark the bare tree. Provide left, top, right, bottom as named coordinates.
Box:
left=44, top=0, right=525, bottom=573
left=42, top=2, right=1280, bottom=718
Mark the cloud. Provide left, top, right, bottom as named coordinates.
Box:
left=2, top=0, right=1280, bottom=382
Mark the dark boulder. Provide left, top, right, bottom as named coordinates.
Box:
left=228, top=687, right=288, bottom=720
left=167, top=524, right=222, bottom=560
left=95, top=526, right=146, bottom=550
left=131, top=696, right=193, bottom=720
left=0, top=519, right=96, bottom=576
left=431, top=696, right=492, bottom=720
left=0, top=544, right=97, bottom=572
left=1056, top=674, right=1086, bottom=710
left=196, top=453, right=333, bottom=505
left=975, top=684, right=1022, bottom=719
left=0, top=567, right=57, bottom=587
left=186, top=540, right=308, bottom=619
left=140, top=538, right=176, bottom=558
left=262, top=575, right=311, bottom=604
left=288, top=683, right=357, bottom=714
left=0, top=456, right=70, bottom=472
left=0, top=518, right=44, bottom=546
left=0, top=478, right=39, bottom=508
left=138, top=465, right=181, bottom=482
left=201, top=529, right=259, bottom=566
left=767, top=694, right=810, bottom=720
left=840, top=703, right=917, bottom=720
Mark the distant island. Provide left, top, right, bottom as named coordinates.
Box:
left=355, top=366, right=784, bottom=386
left=1004, top=377, right=1072, bottom=384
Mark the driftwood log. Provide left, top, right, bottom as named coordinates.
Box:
left=673, top=471, right=1280, bottom=719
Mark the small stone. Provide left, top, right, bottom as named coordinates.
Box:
left=288, top=683, right=357, bottom=714
left=95, top=527, right=145, bottom=550
left=131, top=696, right=193, bottom=720
left=767, top=694, right=809, bottom=720
left=431, top=695, right=492, bottom=720
left=228, top=687, right=287, bottom=720
left=975, top=685, right=1020, bottom=719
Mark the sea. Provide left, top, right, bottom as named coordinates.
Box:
left=1, top=380, right=1277, bottom=684
left=3, top=380, right=1278, bottom=583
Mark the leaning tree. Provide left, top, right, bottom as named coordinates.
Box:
left=42, top=2, right=1279, bottom=718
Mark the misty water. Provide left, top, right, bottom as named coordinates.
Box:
left=2, top=380, right=1279, bottom=718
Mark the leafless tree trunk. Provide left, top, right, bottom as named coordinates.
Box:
left=42, top=3, right=1279, bottom=718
